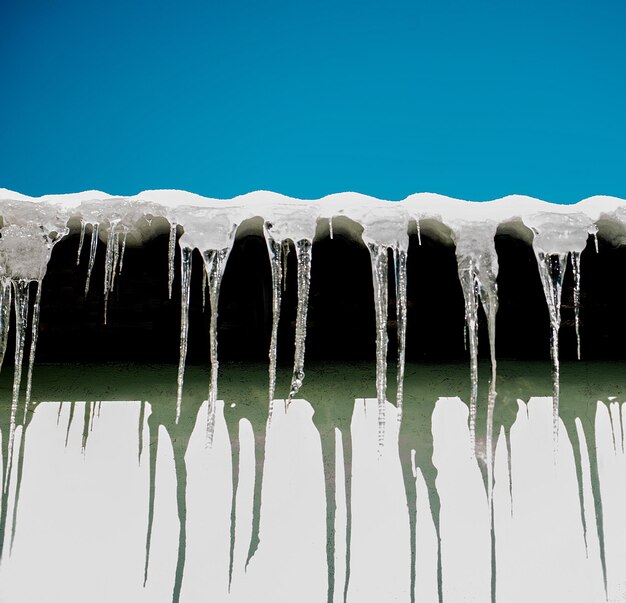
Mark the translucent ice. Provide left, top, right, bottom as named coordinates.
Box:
left=451, top=220, right=499, bottom=474
left=361, top=207, right=409, bottom=452
left=524, top=212, right=594, bottom=439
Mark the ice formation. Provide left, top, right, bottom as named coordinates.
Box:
left=450, top=219, right=499, bottom=489
left=360, top=206, right=409, bottom=451
left=522, top=212, right=595, bottom=439
left=0, top=188, right=623, bottom=476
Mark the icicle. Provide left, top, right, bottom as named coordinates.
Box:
left=119, top=229, right=128, bottom=275
left=571, top=251, right=582, bottom=360
left=452, top=223, right=499, bottom=479
left=102, top=224, right=117, bottom=324
left=168, top=221, right=177, bottom=299
left=394, top=248, right=408, bottom=426
left=84, top=222, right=100, bottom=297
left=360, top=208, right=410, bottom=453
left=282, top=240, right=290, bottom=291
left=175, top=245, right=193, bottom=424
left=482, top=275, right=498, bottom=503
left=24, top=279, right=43, bottom=408
left=524, top=212, right=593, bottom=442
left=367, top=243, right=389, bottom=452
left=287, top=238, right=313, bottom=402
left=202, top=264, right=207, bottom=311
left=76, top=220, right=86, bottom=265
left=535, top=251, right=568, bottom=440
left=263, top=224, right=284, bottom=425
left=4, top=279, right=30, bottom=493
left=593, top=232, right=599, bottom=253
left=204, top=247, right=230, bottom=446
left=416, top=218, right=422, bottom=246
left=110, top=231, right=121, bottom=292
left=0, top=279, right=12, bottom=374
left=329, top=216, right=334, bottom=240
left=458, top=260, right=480, bottom=456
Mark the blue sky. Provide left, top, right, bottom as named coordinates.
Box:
left=1, top=0, right=624, bottom=202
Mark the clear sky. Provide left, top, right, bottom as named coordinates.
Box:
left=1, top=0, right=624, bottom=202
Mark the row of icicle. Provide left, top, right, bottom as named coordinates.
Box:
left=0, top=208, right=597, bottom=497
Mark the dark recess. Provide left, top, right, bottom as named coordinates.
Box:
left=3, top=230, right=625, bottom=365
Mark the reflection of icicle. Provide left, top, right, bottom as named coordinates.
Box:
left=89, top=400, right=96, bottom=432
left=263, top=225, right=283, bottom=424
left=168, top=221, right=177, bottom=299
left=571, top=251, right=582, bottom=360
left=76, top=220, right=86, bottom=265
left=24, top=280, right=43, bottom=408
left=65, top=401, right=76, bottom=448
left=0, top=280, right=12, bottom=373
left=4, top=280, right=30, bottom=492
left=394, top=248, right=407, bottom=426
left=204, top=248, right=229, bottom=446
left=287, top=239, right=312, bottom=402
left=84, top=223, right=100, bottom=296
left=175, top=245, right=193, bottom=423
left=80, top=403, right=90, bottom=454
left=138, top=401, right=146, bottom=464
left=367, top=243, right=389, bottom=452
left=535, top=251, right=568, bottom=439
left=82, top=402, right=93, bottom=454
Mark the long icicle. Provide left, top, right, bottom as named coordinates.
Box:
left=454, top=226, right=499, bottom=474
left=4, top=279, right=30, bottom=493
left=103, top=225, right=117, bottom=324
left=168, top=221, right=177, bottom=299
left=263, top=225, right=283, bottom=426
left=175, top=245, right=193, bottom=424
left=84, top=223, right=100, bottom=297
left=481, top=284, right=498, bottom=501
left=202, top=263, right=207, bottom=311
left=282, top=240, right=290, bottom=292
left=110, top=231, right=121, bottom=292
left=204, top=248, right=229, bottom=446
left=535, top=251, right=568, bottom=441
left=394, top=248, right=408, bottom=427
left=76, top=220, right=86, bottom=265
left=24, top=279, right=43, bottom=408
left=367, top=243, right=389, bottom=453
left=0, top=279, right=12, bottom=374
left=571, top=251, right=582, bottom=360
left=458, top=261, right=480, bottom=457
left=287, top=238, right=312, bottom=402
left=118, top=229, right=128, bottom=275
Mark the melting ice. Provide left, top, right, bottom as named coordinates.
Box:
left=0, top=188, right=622, bottom=471
left=523, top=211, right=594, bottom=439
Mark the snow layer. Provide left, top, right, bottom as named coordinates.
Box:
left=0, top=189, right=624, bottom=248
